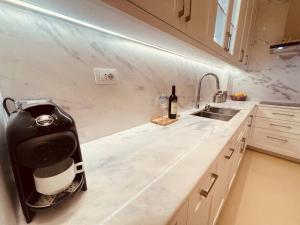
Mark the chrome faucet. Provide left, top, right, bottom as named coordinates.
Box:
left=195, top=73, right=220, bottom=108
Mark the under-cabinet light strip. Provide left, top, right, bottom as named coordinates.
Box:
left=2, top=0, right=223, bottom=68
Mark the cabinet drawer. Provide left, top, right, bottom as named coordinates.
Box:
left=168, top=201, right=188, bottom=225
left=251, top=127, right=300, bottom=159
left=188, top=163, right=217, bottom=225
left=256, top=106, right=300, bottom=123
left=254, top=117, right=300, bottom=135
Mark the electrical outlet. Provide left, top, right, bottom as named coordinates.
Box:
left=94, top=68, right=118, bottom=85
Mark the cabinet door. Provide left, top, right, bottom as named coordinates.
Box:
left=237, top=136, right=247, bottom=167
left=226, top=0, right=243, bottom=55
left=208, top=0, right=232, bottom=54
left=188, top=194, right=211, bottom=225
left=128, top=0, right=182, bottom=29
left=211, top=0, right=232, bottom=50
left=209, top=154, right=227, bottom=225
left=220, top=145, right=236, bottom=193
left=227, top=140, right=240, bottom=190
left=239, top=0, right=257, bottom=67
left=246, top=114, right=254, bottom=139
left=209, top=0, right=254, bottom=61
left=168, top=201, right=189, bottom=225
left=188, top=164, right=218, bottom=225
left=183, top=0, right=211, bottom=42
left=231, top=0, right=249, bottom=60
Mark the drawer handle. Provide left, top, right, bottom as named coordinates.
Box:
left=200, top=173, right=218, bottom=198
left=267, top=136, right=288, bottom=142
left=248, top=115, right=254, bottom=127
left=272, top=112, right=295, bottom=117
left=270, top=123, right=292, bottom=129
left=225, top=148, right=235, bottom=159
left=178, top=0, right=185, bottom=17
left=240, top=138, right=246, bottom=153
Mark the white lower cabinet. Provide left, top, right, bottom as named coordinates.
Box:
left=250, top=105, right=300, bottom=160
left=188, top=123, right=249, bottom=225
left=169, top=113, right=252, bottom=225
left=169, top=105, right=300, bottom=225
left=209, top=130, right=246, bottom=225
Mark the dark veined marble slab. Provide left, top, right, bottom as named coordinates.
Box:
left=260, top=101, right=300, bottom=107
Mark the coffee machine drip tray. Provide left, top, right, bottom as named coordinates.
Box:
left=26, top=174, right=84, bottom=211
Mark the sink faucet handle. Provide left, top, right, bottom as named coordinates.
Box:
left=204, top=104, right=211, bottom=111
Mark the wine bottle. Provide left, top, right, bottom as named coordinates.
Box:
left=168, top=85, right=178, bottom=119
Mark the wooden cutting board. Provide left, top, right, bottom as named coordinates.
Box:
left=151, top=115, right=179, bottom=126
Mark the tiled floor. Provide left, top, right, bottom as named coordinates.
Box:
left=217, top=150, right=300, bottom=225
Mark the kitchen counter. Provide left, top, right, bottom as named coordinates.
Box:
left=18, top=101, right=257, bottom=225
left=260, top=101, right=300, bottom=108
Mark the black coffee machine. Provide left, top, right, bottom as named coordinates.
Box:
left=3, top=98, right=87, bottom=223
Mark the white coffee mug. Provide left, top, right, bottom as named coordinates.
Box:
left=33, top=158, right=84, bottom=195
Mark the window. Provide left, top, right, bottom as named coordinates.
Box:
left=213, top=0, right=229, bottom=47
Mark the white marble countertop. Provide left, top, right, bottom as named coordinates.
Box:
left=19, top=101, right=257, bottom=225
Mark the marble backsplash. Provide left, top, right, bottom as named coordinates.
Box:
left=0, top=2, right=229, bottom=143
left=231, top=0, right=300, bottom=101
left=0, top=3, right=230, bottom=224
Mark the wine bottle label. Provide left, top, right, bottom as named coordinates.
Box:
left=171, top=102, right=177, bottom=115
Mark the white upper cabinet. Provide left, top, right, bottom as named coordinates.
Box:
left=104, top=0, right=257, bottom=69
left=127, top=0, right=212, bottom=43
left=212, top=0, right=231, bottom=48
left=183, top=0, right=211, bottom=42
left=228, top=0, right=242, bottom=54
left=210, top=0, right=244, bottom=56
left=208, top=0, right=257, bottom=66
left=230, top=0, right=249, bottom=61
left=239, top=0, right=258, bottom=67
left=127, top=0, right=182, bottom=29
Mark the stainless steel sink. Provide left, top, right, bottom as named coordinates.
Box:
left=206, top=107, right=240, bottom=116
left=191, top=106, right=240, bottom=121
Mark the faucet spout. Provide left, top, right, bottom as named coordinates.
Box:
left=195, top=73, right=220, bottom=108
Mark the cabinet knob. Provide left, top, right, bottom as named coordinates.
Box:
left=185, top=0, right=192, bottom=22
left=178, top=0, right=185, bottom=17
